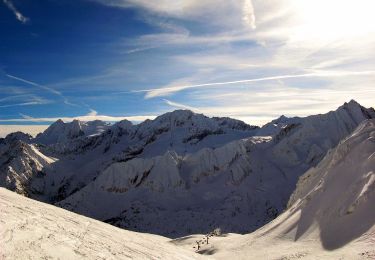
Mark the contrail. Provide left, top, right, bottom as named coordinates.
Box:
left=6, top=73, right=78, bottom=106
left=133, top=70, right=375, bottom=98
left=6, top=74, right=62, bottom=95
left=3, top=0, right=29, bottom=24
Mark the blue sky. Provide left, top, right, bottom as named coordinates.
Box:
left=0, top=0, right=374, bottom=132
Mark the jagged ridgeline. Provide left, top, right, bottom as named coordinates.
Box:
left=0, top=100, right=374, bottom=237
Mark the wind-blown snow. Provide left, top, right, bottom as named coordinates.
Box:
left=0, top=188, right=200, bottom=260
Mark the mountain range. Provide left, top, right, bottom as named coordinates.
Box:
left=0, top=100, right=374, bottom=242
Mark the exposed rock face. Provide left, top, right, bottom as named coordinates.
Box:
left=0, top=138, right=56, bottom=196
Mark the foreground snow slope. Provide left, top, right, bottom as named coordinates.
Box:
left=0, top=188, right=201, bottom=260
left=174, top=119, right=375, bottom=259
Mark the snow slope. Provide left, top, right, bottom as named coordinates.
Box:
left=174, top=119, right=375, bottom=259
left=0, top=187, right=201, bottom=260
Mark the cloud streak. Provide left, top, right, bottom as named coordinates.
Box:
left=3, top=0, right=29, bottom=23
left=0, top=94, right=51, bottom=108
left=0, top=101, right=50, bottom=108
left=134, top=70, right=375, bottom=98
left=243, top=0, right=256, bottom=29
left=163, top=99, right=198, bottom=111
left=5, top=73, right=78, bottom=107
left=94, top=0, right=256, bottom=31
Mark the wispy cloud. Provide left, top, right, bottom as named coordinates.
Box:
left=5, top=73, right=79, bottom=107
left=6, top=74, right=61, bottom=95
left=134, top=70, right=375, bottom=99
left=1, top=0, right=371, bottom=128
left=3, top=0, right=29, bottom=23
left=161, top=79, right=375, bottom=126
left=0, top=94, right=30, bottom=103
left=243, top=0, right=256, bottom=29
left=0, top=101, right=49, bottom=108
left=0, top=94, right=51, bottom=108
left=163, top=99, right=198, bottom=111
left=94, top=0, right=256, bottom=30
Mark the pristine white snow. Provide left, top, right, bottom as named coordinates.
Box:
left=173, top=119, right=375, bottom=259
left=0, top=187, right=201, bottom=260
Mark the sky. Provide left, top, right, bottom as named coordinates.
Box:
left=0, top=0, right=374, bottom=136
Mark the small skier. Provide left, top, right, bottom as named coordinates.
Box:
left=196, top=241, right=201, bottom=251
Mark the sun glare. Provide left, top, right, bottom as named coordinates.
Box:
left=292, top=0, right=375, bottom=43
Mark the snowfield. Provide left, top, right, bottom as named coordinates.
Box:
left=0, top=187, right=201, bottom=260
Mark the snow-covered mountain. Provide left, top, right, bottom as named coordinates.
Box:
left=55, top=100, right=375, bottom=237
left=34, top=119, right=110, bottom=145
left=0, top=187, right=200, bottom=260
left=34, top=110, right=259, bottom=201
left=0, top=100, right=374, bottom=239
left=188, top=119, right=374, bottom=259
left=285, top=118, right=375, bottom=250
left=0, top=137, right=57, bottom=197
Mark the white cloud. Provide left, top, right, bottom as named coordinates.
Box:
left=86, top=109, right=98, bottom=116
left=0, top=95, right=51, bottom=108
left=243, top=0, right=256, bottom=29
left=60, top=0, right=375, bottom=125
left=3, top=0, right=29, bottom=23
left=5, top=74, right=79, bottom=107
left=94, top=0, right=256, bottom=31
left=134, top=70, right=375, bottom=99
left=155, top=72, right=375, bottom=126
left=163, top=99, right=198, bottom=111
left=6, top=74, right=61, bottom=96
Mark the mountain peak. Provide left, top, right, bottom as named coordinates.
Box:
left=4, top=131, right=32, bottom=143
left=54, top=119, right=64, bottom=124
left=342, top=99, right=360, bottom=109
left=159, top=109, right=196, bottom=120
